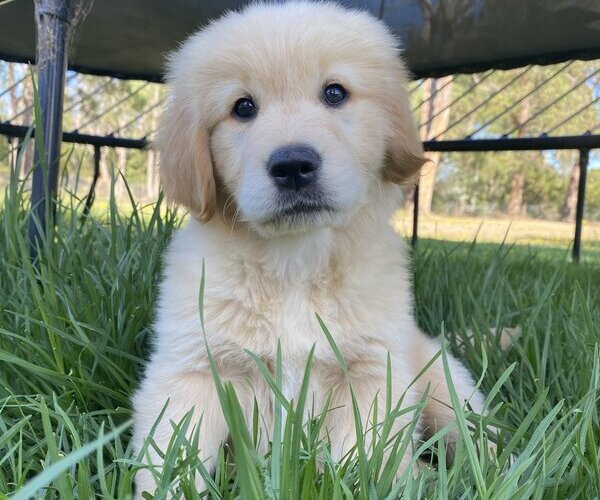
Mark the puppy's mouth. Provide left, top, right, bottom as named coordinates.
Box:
left=247, top=195, right=346, bottom=237
left=270, top=200, right=335, bottom=220
left=265, top=200, right=336, bottom=225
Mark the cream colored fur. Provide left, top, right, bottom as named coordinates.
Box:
left=133, top=2, right=488, bottom=496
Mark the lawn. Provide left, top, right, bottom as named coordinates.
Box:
left=394, top=211, right=600, bottom=261
left=0, top=181, right=599, bottom=499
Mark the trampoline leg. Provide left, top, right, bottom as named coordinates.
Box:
left=28, top=0, right=74, bottom=259
left=572, top=149, right=589, bottom=263
left=82, top=145, right=101, bottom=217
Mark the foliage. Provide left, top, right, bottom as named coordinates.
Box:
left=419, top=61, right=600, bottom=219
left=587, top=169, right=600, bottom=218
left=0, top=63, right=165, bottom=200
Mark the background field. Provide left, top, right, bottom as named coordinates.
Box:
left=395, top=211, right=600, bottom=261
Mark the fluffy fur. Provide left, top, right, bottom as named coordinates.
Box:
left=133, top=2, right=488, bottom=496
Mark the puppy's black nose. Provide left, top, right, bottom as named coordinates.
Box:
left=268, top=144, right=321, bottom=191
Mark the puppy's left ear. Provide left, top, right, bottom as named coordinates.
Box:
left=382, top=81, right=428, bottom=185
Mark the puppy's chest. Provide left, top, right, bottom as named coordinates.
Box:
left=204, top=271, right=389, bottom=367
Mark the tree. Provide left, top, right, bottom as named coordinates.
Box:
left=506, top=95, right=531, bottom=217
left=5, top=64, right=34, bottom=177
left=424, top=60, right=599, bottom=220
left=561, top=153, right=580, bottom=221
left=145, top=86, right=162, bottom=200
left=418, top=76, right=454, bottom=215
left=59, top=74, right=165, bottom=201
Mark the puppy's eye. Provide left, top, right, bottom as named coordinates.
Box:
left=323, top=84, right=348, bottom=106
left=232, top=97, right=257, bottom=120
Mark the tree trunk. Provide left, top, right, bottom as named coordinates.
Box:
left=145, top=86, right=162, bottom=200
left=507, top=172, right=525, bottom=217
left=115, top=147, right=128, bottom=201
left=145, top=148, right=159, bottom=200
left=99, top=149, right=110, bottom=198
left=8, top=137, right=18, bottom=174
left=7, top=65, right=20, bottom=117
left=507, top=92, right=531, bottom=217
left=416, top=76, right=453, bottom=215
left=561, top=158, right=580, bottom=221
left=21, top=82, right=35, bottom=176
left=7, top=67, right=35, bottom=176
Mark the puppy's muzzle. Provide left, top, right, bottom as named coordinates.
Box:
left=268, top=144, right=321, bottom=192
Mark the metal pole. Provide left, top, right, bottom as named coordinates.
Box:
left=82, top=145, right=101, bottom=217
left=28, top=0, right=74, bottom=257
left=572, top=149, right=589, bottom=263
left=411, top=183, right=420, bottom=248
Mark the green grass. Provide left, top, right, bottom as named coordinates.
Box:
left=0, top=172, right=599, bottom=499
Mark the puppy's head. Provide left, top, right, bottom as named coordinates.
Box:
left=158, top=2, right=425, bottom=236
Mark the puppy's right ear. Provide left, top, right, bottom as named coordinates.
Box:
left=156, top=94, right=216, bottom=222
left=382, top=85, right=428, bottom=186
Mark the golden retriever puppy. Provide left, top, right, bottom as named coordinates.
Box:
left=133, top=1, right=488, bottom=495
